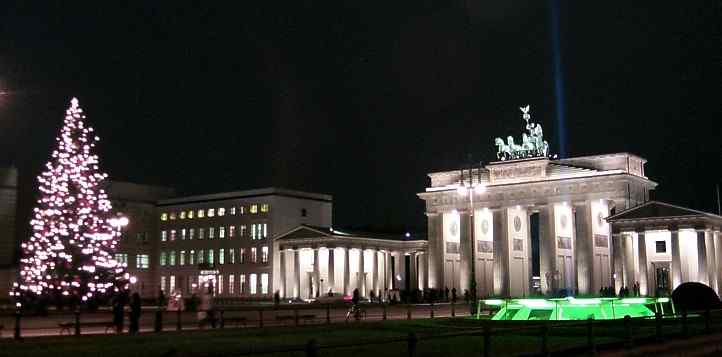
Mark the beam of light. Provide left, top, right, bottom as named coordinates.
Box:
left=549, top=0, right=567, bottom=158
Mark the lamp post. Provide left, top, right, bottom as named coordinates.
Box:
left=457, top=162, right=486, bottom=302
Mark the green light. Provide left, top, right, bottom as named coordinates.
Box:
left=620, top=298, right=648, bottom=304
left=483, top=297, right=656, bottom=321
left=656, top=297, right=670, bottom=303
left=484, top=299, right=504, bottom=306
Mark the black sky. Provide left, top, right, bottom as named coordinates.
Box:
left=1, top=1, right=720, bottom=233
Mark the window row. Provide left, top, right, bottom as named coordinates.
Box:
left=161, top=204, right=270, bottom=221
left=159, top=246, right=269, bottom=266
left=160, top=223, right=267, bottom=242
left=114, top=253, right=150, bottom=269
left=160, top=273, right=269, bottom=295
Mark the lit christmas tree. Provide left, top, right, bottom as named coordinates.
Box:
left=15, top=98, right=128, bottom=304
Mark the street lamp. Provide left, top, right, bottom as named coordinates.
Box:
left=457, top=161, right=486, bottom=303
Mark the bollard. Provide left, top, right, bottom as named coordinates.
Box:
left=306, top=338, right=319, bottom=357
left=483, top=320, right=491, bottom=357
left=704, top=309, right=711, bottom=334
left=587, top=318, right=595, bottom=353
left=540, top=322, right=549, bottom=356
left=407, top=332, right=418, bottom=357
left=177, top=308, right=182, bottom=331
left=259, top=310, right=264, bottom=328
left=624, top=315, right=633, bottom=348
left=14, top=309, right=21, bottom=340
left=295, top=309, right=300, bottom=326
left=154, top=309, right=163, bottom=332
left=655, top=312, right=662, bottom=341
left=681, top=309, right=688, bottom=337
left=326, top=304, right=331, bottom=324
left=219, top=310, right=224, bottom=329
left=382, top=304, right=387, bottom=320
left=451, top=302, right=455, bottom=317
left=407, top=304, right=412, bottom=320
left=74, top=308, right=81, bottom=336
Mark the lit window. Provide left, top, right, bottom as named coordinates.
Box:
left=198, top=209, right=205, bottom=218
left=252, top=224, right=257, bottom=240
left=240, top=206, right=245, bottom=215
left=115, top=253, right=128, bottom=266
left=169, top=275, right=176, bottom=293
left=189, top=228, right=195, bottom=240
left=161, top=231, right=167, bottom=242
left=181, top=228, right=187, bottom=240
left=261, top=204, right=269, bottom=213
left=136, top=254, right=149, bottom=269
left=189, top=250, right=195, bottom=265
left=198, top=228, right=205, bottom=240
left=160, top=251, right=167, bottom=266
left=229, top=248, right=235, bottom=264
left=188, top=210, right=194, bottom=219
left=180, top=211, right=186, bottom=219
left=261, top=273, right=268, bottom=294
left=170, top=230, right=176, bottom=241
left=250, top=274, right=257, bottom=294
left=229, top=226, right=236, bottom=238
left=218, top=208, right=225, bottom=216
left=229, top=275, right=235, bottom=294
left=230, top=207, right=236, bottom=215
left=219, top=226, right=226, bottom=238
left=180, top=250, right=186, bottom=266
left=250, top=205, right=258, bottom=214
left=240, top=225, right=247, bottom=237
left=262, top=223, right=267, bottom=239
left=207, top=208, right=215, bottom=217
left=209, top=227, right=215, bottom=239
left=170, top=212, right=177, bottom=220
left=208, top=249, right=214, bottom=265
left=219, top=248, right=225, bottom=264
left=161, top=276, right=167, bottom=293
left=261, top=246, right=268, bottom=263
left=239, top=248, right=245, bottom=264
left=251, top=247, right=257, bottom=263
left=218, top=275, right=223, bottom=294
left=240, top=274, right=246, bottom=294
left=169, top=251, right=176, bottom=266
left=197, top=249, right=204, bottom=264
left=161, top=213, right=168, bottom=221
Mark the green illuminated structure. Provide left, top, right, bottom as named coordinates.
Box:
left=478, top=297, right=674, bottom=321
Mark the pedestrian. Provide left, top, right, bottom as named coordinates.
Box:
left=129, top=292, right=141, bottom=334
left=112, top=292, right=127, bottom=334
left=352, top=288, right=360, bottom=307
left=445, top=287, right=450, bottom=301
left=463, top=289, right=469, bottom=304
left=451, top=288, right=457, bottom=303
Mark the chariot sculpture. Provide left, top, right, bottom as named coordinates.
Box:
left=494, top=105, right=550, bottom=161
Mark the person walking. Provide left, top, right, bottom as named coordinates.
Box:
left=112, top=292, right=127, bottom=334
left=129, top=293, right=141, bottom=334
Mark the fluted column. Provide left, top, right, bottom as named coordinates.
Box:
left=422, top=253, right=429, bottom=290
left=458, top=211, right=471, bottom=293
left=344, top=247, right=350, bottom=295
left=280, top=249, right=287, bottom=298
left=427, top=213, right=443, bottom=289
left=327, top=248, right=335, bottom=294
left=671, top=230, right=682, bottom=289
left=313, top=248, right=320, bottom=298
left=385, top=250, right=391, bottom=293
left=612, top=233, right=625, bottom=292
left=409, top=252, right=417, bottom=290
left=623, top=233, right=635, bottom=289
left=706, top=230, right=718, bottom=294
left=372, top=248, right=379, bottom=296
left=697, top=230, right=708, bottom=285
left=637, top=232, right=649, bottom=295
left=358, top=248, right=365, bottom=296
left=294, top=249, right=301, bottom=299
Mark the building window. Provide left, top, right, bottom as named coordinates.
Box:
left=189, top=250, right=195, bottom=265
left=250, top=204, right=258, bottom=214
left=170, top=230, right=177, bottom=241
left=230, top=207, right=236, bottom=215
left=161, top=231, right=167, bottom=242
left=262, top=223, right=267, bottom=239
left=240, top=274, right=246, bottom=294
left=197, top=209, right=205, bottom=218
left=218, top=207, right=225, bottom=216
left=229, top=226, right=236, bottom=238
left=229, top=275, right=235, bottom=294
left=219, top=226, right=226, bottom=238
left=301, top=208, right=307, bottom=217
left=161, top=276, right=167, bottom=293
left=160, top=251, right=167, bottom=266
left=180, top=211, right=186, bottom=220
left=251, top=247, right=257, bottom=263
left=188, top=210, right=194, bottom=219
left=180, top=250, right=186, bottom=266
left=261, top=246, right=269, bottom=263
left=115, top=253, right=128, bottom=266
left=189, top=228, right=195, bottom=240
left=169, top=251, right=176, bottom=266
left=219, top=248, right=225, bottom=265
left=250, top=274, right=257, bottom=294
left=239, top=248, right=245, bottom=264
left=261, top=273, right=268, bottom=294
left=197, top=249, right=204, bottom=264
left=240, top=225, right=247, bottom=237
left=261, top=204, right=269, bottom=213
left=181, top=228, right=187, bottom=240
left=170, top=212, right=177, bottom=220
left=136, top=254, right=149, bottom=269
left=169, top=275, right=176, bottom=293
left=207, top=208, right=215, bottom=217
left=240, top=206, right=245, bottom=215
left=252, top=224, right=258, bottom=240
left=656, top=241, right=667, bottom=253
left=136, top=232, right=146, bottom=242
left=199, top=228, right=205, bottom=240
left=229, top=248, right=235, bottom=264
left=161, top=213, right=168, bottom=221
left=209, top=227, right=215, bottom=239
left=208, top=249, right=214, bottom=265
left=218, top=275, right=223, bottom=294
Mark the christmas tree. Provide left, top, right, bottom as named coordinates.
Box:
left=15, top=98, right=128, bottom=304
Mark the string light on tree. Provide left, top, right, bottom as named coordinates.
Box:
left=14, top=97, right=129, bottom=303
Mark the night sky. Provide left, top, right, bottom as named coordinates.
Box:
left=1, top=2, right=720, bottom=233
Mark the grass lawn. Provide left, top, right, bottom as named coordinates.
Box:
left=0, top=316, right=717, bottom=357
